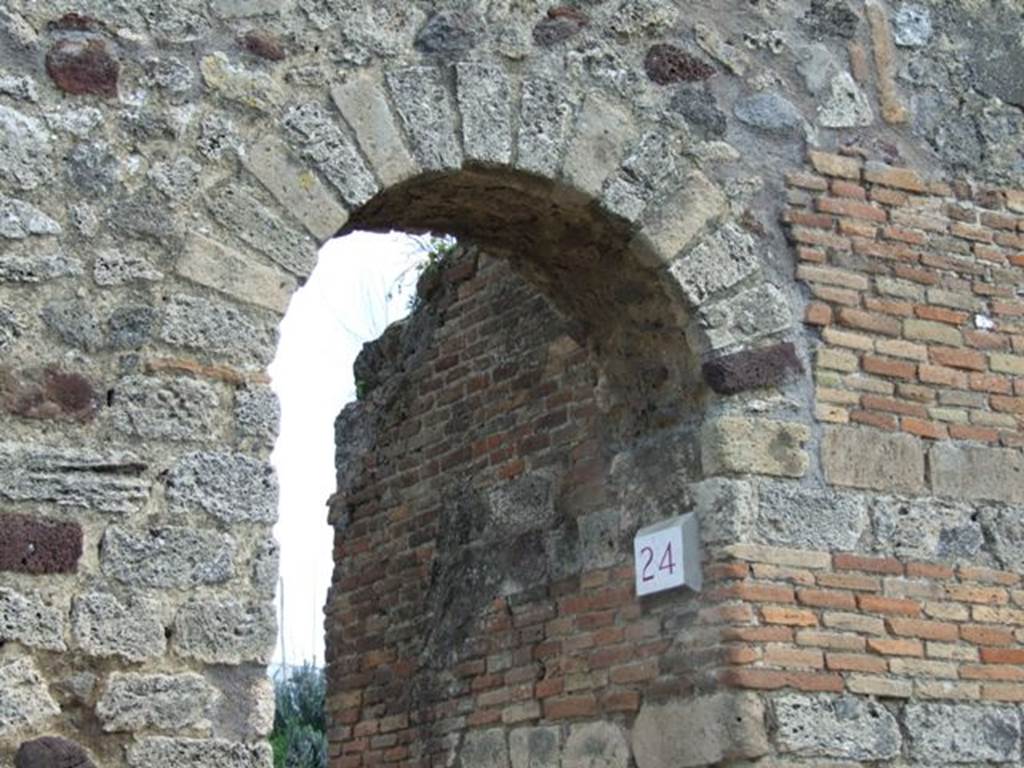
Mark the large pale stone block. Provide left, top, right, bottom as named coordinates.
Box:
left=562, top=94, right=638, bottom=199
left=702, top=417, right=811, bottom=478
left=930, top=443, right=1024, bottom=504
left=822, top=426, right=926, bottom=494
left=178, top=234, right=296, bottom=314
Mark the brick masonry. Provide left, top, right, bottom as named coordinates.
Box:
left=789, top=151, right=1024, bottom=446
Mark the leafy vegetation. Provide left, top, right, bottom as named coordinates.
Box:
left=270, top=664, right=328, bottom=768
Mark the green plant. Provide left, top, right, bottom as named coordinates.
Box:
left=270, top=664, right=327, bottom=768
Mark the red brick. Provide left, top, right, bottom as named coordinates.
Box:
left=949, top=424, right=1000, bottom=443
left=860, top=395, right=927, bottom=419
left=970, top=373, right=1012, bottom=394
left=961, top=665, right=1024, bottom=682
left=920, top=365, right=969, bottom=389
left=930, top=347, right=987, bottom=371
left=826, top=653, right=887, bottom=673
left=818, top=197, right=888, bottom=223
left=858, top=594, right=922, bottom=616
left=863, top=355, right=917, bottom=380
left=762, top=606, right=818, bottom=627
left=850, top=410, right=899, bottom=431
left=543, top=695, right=598, bottom=720
left=786, top=171, right=828, bottom=191
left=901, top=416, right=948, bottom=440
left=980, top=648, right=1024, bottom=665
left=806, top=302, right=833, bottom=326
left=837, top=308, right=902, bottom=336
left=887, top=617, right=959, bottom=642
left=831, top=179, right=868, bottom=199
left=914, top=305, right=970, bottom=326
left=797, top=589, right=857, bottom=610
left=961, top=625, right=1017, bottom=646
left=906, top=562, right=955, bottom=580
left=764, top=645, right=824, bottom=669
left=867, top=637, right=924, bottom=657
left=719, top=668, right=843, bottom=693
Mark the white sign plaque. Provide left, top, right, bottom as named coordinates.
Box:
left=633, top=513, right=702, bottom=596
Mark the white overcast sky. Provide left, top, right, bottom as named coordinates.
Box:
left=268, top=231, right=425, bottom=668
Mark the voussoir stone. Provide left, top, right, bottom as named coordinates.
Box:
left=632, top=693, right=770, bottom=767
left=166, top=451, right=278, bottom=524
left=97, top=672, right=217, bottom=732
left=101, top=526, right=236, bottom=589
left=126, top=737, right=272, bottom=768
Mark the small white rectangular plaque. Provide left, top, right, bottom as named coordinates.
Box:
left=633, top=513, right=702, bottom=596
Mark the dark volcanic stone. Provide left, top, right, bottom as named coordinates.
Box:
left=533, top=7, right=588, bottom=46
left=702, top=342, right=803, bottom=394
left=241, top=30, right=286, bottom=61
left=803, top=0, right=859, bottom=39
left=644, top=44, right=715, bottom=85
left=670, top=84, right=727, bottom=139
left=46, top=38, right=119, bottom=98
left=414, top=11, right=479, bottom=56
left=48, top=13, right=103, bottom=33
left=0, top=513, right=83, bottom=575
left=16, top=737, right=96, bottom=768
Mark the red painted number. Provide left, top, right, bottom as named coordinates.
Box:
left=640, top=546, right=655, bottom=582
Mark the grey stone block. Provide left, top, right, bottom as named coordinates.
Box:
left=0, top=104, right=52, bottom=191
left=774, top=694, right=901, bottom=761
left=126, top=738, right=272, bottom=768
left=485, top=472, right=556, bottom=539
left=0, top=249, right=82, bottom=283
left=41, top=298, right=103, bottom=352
left=281, top=102, right=379, bottom=210
left=0, top=195, right=60, bottom=239
left=386, top=67, right=461, bottom=171
left=93, top=248, right=163, bottom=286
left=107, top=304, right=158, bottom=350
left=110, top=375, right=219, bottom=442
left=563, top=93, right=637, bottom=198
left=692, top=478, right=757, bottom=545
left=0, top=442, right=149, bottom=514
left=460, top=728, right=509, bottom=768
left=931, top=443, right=1024, bottom=504
left=517, top=75, right=579, bottom=177
left=510, top=726, right=559, bottom=768
left=167, top=451, right=278, bottom=524
left=250, top=537, right=279, bottom=597
left=0, top=587, right=65, bottom=651
left=632, top=693, right=770, bottom=768
left=981, top=506, right=1024, bottom=572
left=0, top=658, right=59, bottom=737
left=669, top=222, right=758, bottom=306
left=697, top=283, right=792, bottom=351
left=102, top=526, right=236, bottom=589
left=206, top=184, right=317, bottom=278
left=563, top=722, right=630, bottom=768
left=872, top=497, right=983, bottom=561
left=456, top=62, right=513, bottom=166
left=755, top=482, right=869, bottom=551
left=71, top=592, right=166, bottom=663
left=906, top=703, right=1021, bottom=763
left=160, top=293, right=277, bottom=369
left=97, top=672, right=217, bottom=732
left=173, top=598, right=276, bottom=664
left=734, top=92, right=804, bottom=134
left=235, top=385, right=280, bottom=442
left=823, top=426, right=926, bottom=494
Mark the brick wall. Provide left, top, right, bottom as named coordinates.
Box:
left=788, top=150, right=1024, bottom=445
left=325, top=249, right=705, bottom=767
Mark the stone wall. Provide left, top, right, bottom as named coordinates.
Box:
left=0, top=0, right=1022, bottom=766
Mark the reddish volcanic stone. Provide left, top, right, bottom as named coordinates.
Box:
left=644, top=44, right=715, bottom=84
left=0, top=513, right=83, bottom=575
left=46, top=38, right=119, bottom=98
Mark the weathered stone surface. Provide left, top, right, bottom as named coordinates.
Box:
left=533, top=9, right=588, bottom=46
left=931, top=443, right=1024, bottom=504
left=102, top=526, right=236, bottom=589
left=0, top=306, right=19, bottom=351
left=200, top=53, right=280, bottom=112
left=0, top=71, right=38, bottom=102
left=0, top=105, right=53, bottom=191
left=692, top=478, right=757, bottom=545
left=644, top=44, right=715, bottom=85
left=241, top=135, right=348, bottom=241
left=0, top=442, right=148, bottom=513
left=240, top=30, right=286, bottom=61
left=460, top=728, right=509, bottom=768
left=563, top=722, right=630, bottom=768
left=281, top=102, right=380, bottom=210
left=646, top=171, right=729, bottom=270
left=97, top=672, right=217, bottom=732
left=484, top=472, right=556, bottom=539
left=15, top=736, right=96, bottom=768
left=251, top=537, right=279, bottom=597
left=46, top=38, right=119, bottom=97
left=702, top=417, right=811, bottom=479
left=633, top=694, right=770, bottom=768
left=803, top=0, right=860, bottom=38
left=173, top=598, right=276, bottom=664
left=0, top=659, right=60, bottom=737
left=456, top=62, right=513, bottom=166
left=41, top=298, right=103, bottom=352
left=167, top=451, right=278, bottom=524
left=212, top=0, right=294, bottom=18
left=207, top=184, right=316, bottom=277
left=702, top=343, right=803, bottom=394
left=126, top=738, right=272, bottom=768
left=1, top=366, right=99, bottom=422
left=160, top=293, right=277, bottom=369
left=873, top=497, right=983, bottom=561
left=563, top=94, right=637, bottom=198
left=110, top=375, right=219, bottom=442
left=66, top=141, right=120, bottom=196
left=235, top=385, right=280, bottom=441
left=0, top=249, right=81, bottom=282
left=0, top=196, right=60, bottom=239
left=72, top=592, right=166, bottom=662
left=93, top=248, right=163, bottom=286
left=414, top=10, right=478, bottom=56
left=906, top=703, right=1021, bottom=763
left=774, top=694, right=901, bottom=760
left=517, top=76, right=579, bottom=177
left=892, top=4, right=931, bottom=47
left=981, top=506, right=1024, bottom=572
left=818, top=71, right=874, bottom=127
left=149, top=156, right=201, bottom=202
left=697, top=284, right=792, bottom=351
left=734, top=92, right=804, bottom=134
left=385, top=67, right=461, bottom=171
left=107, top=305, right=158, bottom=350
left=510, top=726, right=559, bottom=768
left=670, top=84, right=727, bottom=139
left=823, top=426, right=926, bottom=494
left=331, top=71, right=418, bottom=189
left=756, top=482, right=869, bottom=551
left=0, top=587, right=66, bottom=651
left=0, top=513, right=82, bottom=575
left=177, top=235, right=295, bottom=314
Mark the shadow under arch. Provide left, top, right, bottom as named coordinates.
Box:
left=342, top=165, right=706, bottom=442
